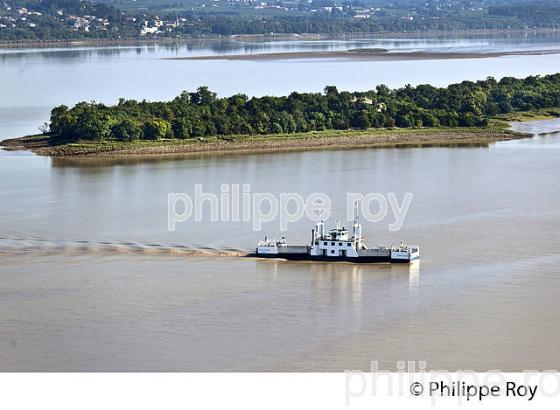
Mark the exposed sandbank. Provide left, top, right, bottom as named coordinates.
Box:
left=163, top=48, right=560, bottom=62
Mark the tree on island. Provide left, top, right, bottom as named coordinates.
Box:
left=46, top=74, right=560, bottom=142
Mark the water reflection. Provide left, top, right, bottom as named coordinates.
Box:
left=351, top=265, right=362, bottom=304
left=256, top=259, right=420, bottom=290
left=408, top=261, right=420, bottom=288
left=251, top=259, right=421, bottom=331
left=3, top=32, right=560, bottom=63
left=47, top=141, right=493, bottom=169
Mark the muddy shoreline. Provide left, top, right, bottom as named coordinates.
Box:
left=1, top=128, right=528, bottom=159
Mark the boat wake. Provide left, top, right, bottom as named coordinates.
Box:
left=0, top=234, right=249, bottom=258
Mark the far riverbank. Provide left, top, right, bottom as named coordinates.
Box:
left=2, top=28, right=560, bottom=50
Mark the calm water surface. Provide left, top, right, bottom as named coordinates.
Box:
left=4, top=33, right=560, bottom=138
left=1, top=119, right=559, bottom=371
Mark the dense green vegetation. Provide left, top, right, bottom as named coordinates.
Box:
left=3, top=0, right=560, bottom=41
left=47, top=74, right=560, bottom=142
left=168, top=0, right=560, bottom=36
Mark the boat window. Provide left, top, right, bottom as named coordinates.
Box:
left=314, top=241, right=318, bottom=245
left=347, top=243, right=351, bottom=247
left=331, top=242, right=335, bottom=246
left=330, top=250, right=335, bottom=254
left=323, top=242, right=327, bottom=246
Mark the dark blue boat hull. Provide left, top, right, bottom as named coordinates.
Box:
left=247, top=252, right=414, bottom=263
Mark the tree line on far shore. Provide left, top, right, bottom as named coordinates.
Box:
left=5, top=0, right=560, bottom=41
left=48, top=74, right=560, bottom=142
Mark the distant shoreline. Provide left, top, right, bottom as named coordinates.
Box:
left=0, top=127, right=528, bottom=158
left=164, top=48, right=560, bottom=62
left=1, top=28, right=560, bottom=49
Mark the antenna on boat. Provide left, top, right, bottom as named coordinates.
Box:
left=315, top=219, right=324, bottom=239
left=353, top=201, right=362, bottom=243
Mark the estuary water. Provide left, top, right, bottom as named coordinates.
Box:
left=5, top=33, right=560, bottom=138
left=1, top=119, right=560, bottom=371
left=2, top=35, right=560, bottom=371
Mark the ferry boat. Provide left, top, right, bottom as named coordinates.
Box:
left=251, top=208, right=419, bottom=264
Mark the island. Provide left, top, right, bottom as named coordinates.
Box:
left=4, top=73, right=560, bottom=157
